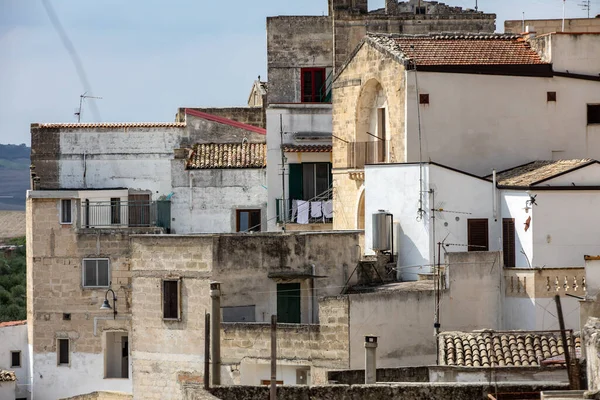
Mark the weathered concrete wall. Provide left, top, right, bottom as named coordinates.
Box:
left=0, top=323, right=30, bottom=399
left=170, top=160, right=267, bottom=234
left=332, top=42, right=406, bottom=230
left=129, top=235, right=213, bottom=400
left=183, top=114, right=265, bottom=146
left=0, top=380, right=16, bottom=400
left=348, top=251, right=502, bottom=369
left=199, top=382, right=568, bottom=400
left=266, top=16, right=333, bottom=104
left=60, top=391, right=133, bottom=400
left=583, top=317, right=600, bottom=391
left=178, top=108, right=265, bottom=129
left=27, top=197, right=144, bottom=400
left=328, top=366, right=429, bottom=384
left=505, top=18, right=600, bottom=34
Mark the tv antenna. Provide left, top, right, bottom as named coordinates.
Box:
left=579, top=0, right=591, bottom=18
left=75, top=92, right=102, bottom=122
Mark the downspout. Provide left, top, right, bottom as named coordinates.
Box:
left=189, top=171, right=195, bottom=211
left=311, top=264, right=317, bottom=323
left=492, top=170, right=497, bottom=221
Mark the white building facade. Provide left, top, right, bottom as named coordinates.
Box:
left=0, top=321, right=30, bottom=400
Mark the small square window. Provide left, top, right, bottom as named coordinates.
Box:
left=588, top=104, right=600, bottom=125
left=236, top=209, right=261, bottom=232
left=547, top=91, right=556, bottom=102
left=57, top=339, right=69, bottom=365
left=60, top=199, right=72, bottom=224
left=10, top=351, right=21, bottom=368
left=63, top=313, right=71, bottom=321
left=163, top=279, right=181, bottom=320
left=82, top=259, right=110, bottom=288
left=419, top=94, right=430, bottom=105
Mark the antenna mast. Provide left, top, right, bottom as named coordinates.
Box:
left=475, top=0, right=478, bottom=12
left=75, top=92, right=102, bottom=122
left=579, top=0, right=591, bottom=18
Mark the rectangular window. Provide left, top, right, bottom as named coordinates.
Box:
left=547, top=91, right=557, bottom=102
left=236, top=210, right=261, bottom=232
left=163, top=279, right=181, bottom=320
left=82, top=259, right=110, bottom=288
left=503, top=219, right=516, bottom=268
left=301, top=68, right=326, bottom=103
left=58, top=339, right=69, bottom=365
left=10, top=351, right=21, bottom=368
left=419, top=94, right=430, bottom=104
left=110, top=198, right=121, bottom=225
left=588, top=104, right=600, bottom=124
left=301, top=163, right=332, bottom=201
left=467, top=219, right=489, bottom=252
left=60, top=199, right=72, bottom=224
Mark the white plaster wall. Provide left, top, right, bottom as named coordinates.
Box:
left=501, top=192, right=534, bottom=268
left=266, top=105, right=332, bottom=231
left=58, top=128, right=183, bottom=199
left=585, top=259, right=600, bottom=296
left=504, top=297, right=537, bottom=331
left=170, top=169, right=267, bottom=234
left=239, top=362, right=310, bottom=386
left=32, top=352, right=131, bottom=400
left=0, top=324, right=29, bottom=400
left=0, top=381, right=15, bottom=400
left=541, top=163, right=600, bottom=186
left=405, top=72, right=600, bottom=176
left=532, top=191, right=600, bottom=268
left=549, top=34, right=600, bottom=76
left=535, top=296, right=581, bottom=331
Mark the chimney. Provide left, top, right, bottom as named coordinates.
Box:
left=525, top=25, right=537, bottom=40
left=385, top=0, right=398, bottom=14
left=364, top=335, right=378, bottom=384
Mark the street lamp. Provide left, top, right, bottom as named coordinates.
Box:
left=100, top=288, right=117, bottom=319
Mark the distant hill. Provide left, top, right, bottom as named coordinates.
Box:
left=0, top=144, right=30, bottom=211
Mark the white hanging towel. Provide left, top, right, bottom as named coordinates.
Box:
left=297, top=200, right=310, bottom=224
left=311, top=201, right=323, bottom=219
left=323, top=200, right=334, bottom=219
left=291, top=200, right=299, bottom=222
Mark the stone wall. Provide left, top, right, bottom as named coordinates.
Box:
left=505, top=18, right=600, bottom=34
left=328, top=367, right=429, bottom=384
left=332, top=42, right=406, bottom=230
left=183, top=114, right=265, bottom=146
left=178, top=108, right=266, bottom=129
left=583, top=317, right=600, bottom=390
left=60, top=391, right=133, bottom=400
left=198, top=382, right=568, bottom=400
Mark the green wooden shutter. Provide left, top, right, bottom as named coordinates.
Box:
left=288, top=164, right=303, bottom=201
left=277, top=283, right=301, bottom=323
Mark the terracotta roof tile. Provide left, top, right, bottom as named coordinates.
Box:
left=187, top=143, right=266, bottom=169
left=439, top=331, right=580, bottom=367
left=33, top=122, right=185, bottom=129
left=368, top=33, right=547, bottom=66
left=0, top=320, right=26, bottom=328
left=282, top=144, right=332, bottom=153
left=494, top=159, right=594, bottom=187
left=0, top=370, right=16, bottom=382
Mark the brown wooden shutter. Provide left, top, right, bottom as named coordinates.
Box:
left=467, top=219, right=489, bottom=251
left=502, top=218, right=516, bottom=268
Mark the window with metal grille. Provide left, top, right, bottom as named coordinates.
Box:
left=82, top=259, right=110, bottom=288
left=58, top=339, right=69, bottom=365
left=588, top=104, right=600, bottom=124
left=301, top=68, right=326, bottom=103
left=10, top=351, right=20, bottom=368
left=467, top=219, right=489, bottom=251
left=60, top=199, right=72, bottom=224
left=163, top=279, right=181, bottom=320
left=502, top=219, right=516, bottom=268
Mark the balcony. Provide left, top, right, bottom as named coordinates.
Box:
left=79, top=200, right=171, bottom=231
left=344, top=140, right=390, bottom=169
left=276, top=197, right=333, bottom=225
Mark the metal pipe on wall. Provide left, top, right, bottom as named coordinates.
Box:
left=210, top=282, right=221, bottom=386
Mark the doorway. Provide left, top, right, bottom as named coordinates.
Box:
left=277, top=283, right=301, bottom=323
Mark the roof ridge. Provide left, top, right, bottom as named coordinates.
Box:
left=367, top=32, right=523, bottom=40
left=32, top=122, right=186, bottom=129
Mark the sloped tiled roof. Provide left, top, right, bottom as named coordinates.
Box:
left=0, top=320, right=26, bottom=328
left=0, top=370, right=16, bottom=382
left=367, top=33, right=547, bottom=66
left=282, top=144, right=332, bottom=153
left=494, top=159, right=594, bottom=187
left=439, top=331, right=581, bottom=367
left=187, top=143, right=266, bottom=169
left=32, top=122, right=185, bottom=129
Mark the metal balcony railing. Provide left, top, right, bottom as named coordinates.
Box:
left=79, top=200, right=171, bottom=230
left=276, top=189, right=333, bottom=224
left=345, top=140, right=390, bottom=169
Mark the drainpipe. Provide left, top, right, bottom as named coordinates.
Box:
left=492, top=169, right=497, bottom=221
left=210, top=282, right=221, bottom=386
left=364, top=336, right=378, bottom=384
left=311, top=264, right=317, bottom=323
left=189, top=172, right=195, bottom=211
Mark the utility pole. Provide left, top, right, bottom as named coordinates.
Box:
left=562, top=0, right=566, bottom=32
left=280, top=114, right=287, bottom=231
left=475, top=0, right=478, bottom=12
left=210, top=282, right=221, bottom=386
left=270, top=315, right=277, bottom=400
left=554, top=295, right=574, bottom=389
left=204, top=312, right=210, bottom=390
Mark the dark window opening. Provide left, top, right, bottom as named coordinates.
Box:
left=61, top=199, right=72, bottom=224
left=63, top=313, right=71, bottom=321
left=416, top=6, right=427, bottom=14
left=468, top=219, right=489, bottom=252
left=301, top=68, right=326, bottom=103
left=588, top=104, right=600, bottom=124
left=237, top=210, right=261, bottom=232
left=419, top=94, right=429, bottom=104
left=163, top=280, right=180, bottom=320
left=547, top=91, right=557, bottom=102
left=503, top=219, right=516, bottom=268
left=58, top=339, right=69, bottom=365
left=128, top=194, right=151, bottom=227
left=110, top=198, right=121, bottom=224
left=11, top=351, right=21, bottom=368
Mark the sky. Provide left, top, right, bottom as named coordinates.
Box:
left=0, top=0, right=597, bottom=145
